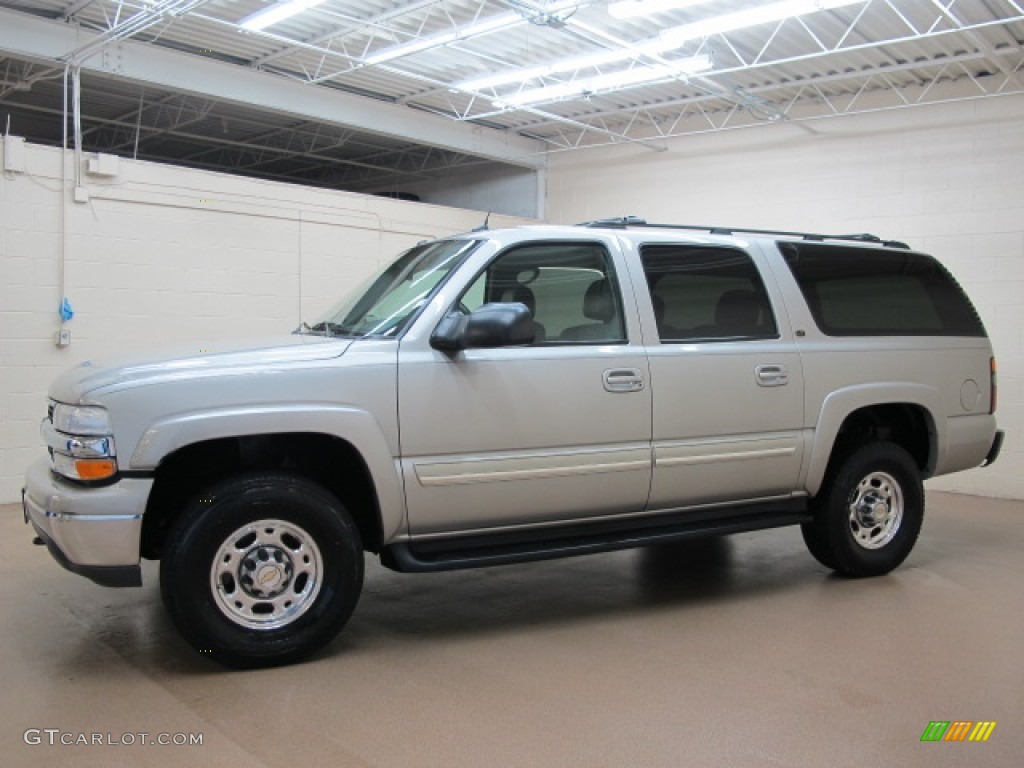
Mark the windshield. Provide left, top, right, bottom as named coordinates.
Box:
left=303, top=239, right=480, bottom=339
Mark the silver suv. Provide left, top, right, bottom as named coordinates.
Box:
left=23, top=219, right=1003, bottom=667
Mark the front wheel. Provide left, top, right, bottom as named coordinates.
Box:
left=801, top=442, right=924, bottom=577
left=160, top=472, right=364, bottom=668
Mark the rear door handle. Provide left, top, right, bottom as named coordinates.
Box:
left=755, top=364, right=789, bottom=386
left=603, top=368, right=644, bottom=393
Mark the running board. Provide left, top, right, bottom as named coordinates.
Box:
left=381, top=501, right=810, bottom=573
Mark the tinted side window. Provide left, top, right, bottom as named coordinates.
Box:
left=461, top=242, right=626, bottom=344
left=780, top=242, right=986, bottom=337
left=640, top=245, right=778, bottom=343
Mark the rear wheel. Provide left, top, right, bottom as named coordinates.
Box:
left=160, top=472, right=363, bottom=668
left=801, top=442, right=923, bottom=577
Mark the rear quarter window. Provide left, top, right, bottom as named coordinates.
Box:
left=779, top=242, right=986, bottom=337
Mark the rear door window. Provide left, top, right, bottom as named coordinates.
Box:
left=640, top=245, right=778, bottom=343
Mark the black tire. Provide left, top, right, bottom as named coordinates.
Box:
left=160, top=472, right=364, bottom=668
left=801, top=442, right=924, bottom=578
left=800, top=516, right=838, bottom=570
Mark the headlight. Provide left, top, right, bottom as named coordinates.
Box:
left=45, top=402, right=117, bottom=482
left=52, top=404, right=112, bottom=435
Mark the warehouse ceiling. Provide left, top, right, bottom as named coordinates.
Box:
left=0, top=0, right=1022, bottom=194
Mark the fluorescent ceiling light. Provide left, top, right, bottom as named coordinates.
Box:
left=459, top=30, right=723, bottom=93
left=494, top=55, right=711, bottom=108
left=608, top=0, right=717, bottom=20
left=461, top=48, right=637, bottom=92
left=460, top=0, right=859, bottom=94
left=656, top=0, right=867, bottom=47
left=495, top=67, right=677, bottom=107
left=364, top=12, right=521, bottom=66
left=240, top=0, right=328, bottom=32
left=363, top=0, right=585, bottom=67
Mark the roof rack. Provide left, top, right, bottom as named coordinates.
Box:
left=577, top=217, right=910, bottom=249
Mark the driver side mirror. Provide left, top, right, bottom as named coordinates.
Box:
left=431, top=302, right=536, bottom=352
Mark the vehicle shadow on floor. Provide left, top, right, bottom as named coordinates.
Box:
left=335, top=528, right=846, bottom=651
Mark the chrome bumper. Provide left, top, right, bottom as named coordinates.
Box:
left=22, top=457, right=151, bottom=587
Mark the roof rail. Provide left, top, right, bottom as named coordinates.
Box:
left=576, top=217, right=910, bottom=249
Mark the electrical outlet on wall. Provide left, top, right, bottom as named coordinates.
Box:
left=55, top=328, right=71, bottom=347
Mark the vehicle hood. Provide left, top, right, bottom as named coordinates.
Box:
left=50, top=335, right=352, bottom=402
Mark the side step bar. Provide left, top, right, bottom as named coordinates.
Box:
left=381, top=500, right=810, bottom=573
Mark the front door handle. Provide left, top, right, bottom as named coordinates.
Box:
left=755, top=364, right=789, bottom=387
left=603, top=368, right=644, bottom=393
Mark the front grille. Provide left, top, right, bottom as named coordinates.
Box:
left=45, top=401, right=55, bottom=465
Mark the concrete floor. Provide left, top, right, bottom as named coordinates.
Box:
left=1, top=491, right=1021, bottom=768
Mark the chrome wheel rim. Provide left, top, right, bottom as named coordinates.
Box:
left=210, top=519, right=322, bottom=630
left=847, top=471, right=903, bottom=550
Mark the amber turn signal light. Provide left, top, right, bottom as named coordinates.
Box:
left=74, top=458, right=117, bottom=480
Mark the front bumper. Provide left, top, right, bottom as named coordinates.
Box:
left=22, top=457, right=151, bottom=587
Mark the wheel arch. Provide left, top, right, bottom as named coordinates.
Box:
left=806, top=385, right=941, bottom=497
left=135, top=406, right=405, bottom=559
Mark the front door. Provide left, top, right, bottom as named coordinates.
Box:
left=398, top=239, right=652, bottom=535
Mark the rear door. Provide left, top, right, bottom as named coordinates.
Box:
left=627, top=240, right=806, bottom=509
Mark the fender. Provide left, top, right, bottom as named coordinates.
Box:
left=804, top=383, right=942, bottom=497
left=130, top=404, right=407, bottom=541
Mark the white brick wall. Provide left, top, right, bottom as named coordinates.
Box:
left=547, top=95, right=1024, bottom=499
left=0, top=142, right=531, bottom=502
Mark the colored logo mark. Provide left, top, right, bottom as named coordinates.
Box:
left=920, top=721, right=996, bottom=742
